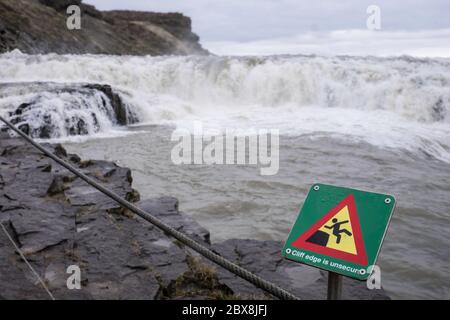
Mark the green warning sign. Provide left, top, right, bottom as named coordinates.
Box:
left=282, top=184, right=395, bottom=280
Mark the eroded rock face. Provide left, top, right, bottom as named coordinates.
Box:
left=83, top=84, right=135, bottom=126
left=39, top=0, right=83, bottom=12
left=101, top=11, right=205, bottom=55
left=0, top=82, right=138, bottom=139
left=0, top=137, right=390, bottom=300
left=0, top=0, right=208, bottom=55
left=0, top=138, right=176, bottom=299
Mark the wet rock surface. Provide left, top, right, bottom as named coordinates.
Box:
left=0, top=136, right=390, bottom=299
left=0, top=82, right=138, bottom=139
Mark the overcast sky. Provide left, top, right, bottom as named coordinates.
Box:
left=85, top=0, right=450, bottom=56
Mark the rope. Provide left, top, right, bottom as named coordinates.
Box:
left=0, top=222, right=56, bottom=300
left=0, top=115, right=300, bottom=300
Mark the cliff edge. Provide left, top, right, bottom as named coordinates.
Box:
left=0, top=0, right=208, bottom=55
left=0, top=135, right=390, bottom=300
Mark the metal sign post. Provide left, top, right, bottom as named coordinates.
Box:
left=327, top=272, right=342, bottom=300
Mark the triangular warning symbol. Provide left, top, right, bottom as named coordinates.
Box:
left=292, top=194, right=368, bottom=266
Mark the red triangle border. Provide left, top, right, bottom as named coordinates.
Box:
left=292, top=193, right=368, bottom=266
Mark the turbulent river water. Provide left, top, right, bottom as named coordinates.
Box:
left=1, top=51, right=449, bottom=299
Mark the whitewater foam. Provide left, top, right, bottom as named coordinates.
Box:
left=0, top=52, right=449, bottom=162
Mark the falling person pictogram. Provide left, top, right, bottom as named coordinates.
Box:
left=324, top=218, right=352, bottom=244
left=290, top=192, right=373, bottom=268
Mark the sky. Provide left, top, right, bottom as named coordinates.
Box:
left=85, top=0, right=450, bottom=57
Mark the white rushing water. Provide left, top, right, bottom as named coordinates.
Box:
left=0, top=50, right=449, bottom=162
left=1, top=51, right=450, bottom=299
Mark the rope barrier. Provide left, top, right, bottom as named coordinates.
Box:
left=0, top=115, right=300, bottom=300
left=0, top=222, right=56, bottom=300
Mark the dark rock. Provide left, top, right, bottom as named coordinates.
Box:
left=83, top=84, right=138, bottom=125
left=69, top=154, right=81, bottom=163
left=0, top=138, right=175, bottom=299
left=14, top=103, right=30, bottom=116
left=54, top=144, right=68, bottom=158
left=39, top=125, right=51, bottom=139
left=0, top=0, right=208, bottom=55
left=40, top=164, right=52, bottom=172
left=80, top=3, right=103, bottom=19
left=38, top=0, right=82, bottom=12
left=0, top=219, right=52, bottom=299
left=17, top=123, right=29, bottom=135
left=47, top=175, right=66, bottom=195
left=102, top=11, right=206, bottom=54
left=0, top=137, right=390, bottom=300
left=103, top=168, right=116, bottom=178
left=66, top=117, right=88, bottom=136
left=38, top=1, right=102, bottom=20
left=126, top=189, right=140, bottom=203
left=139, top=197, right=211, bottom=245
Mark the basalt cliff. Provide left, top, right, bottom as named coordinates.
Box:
left=0, top=0, right=208, bottom=55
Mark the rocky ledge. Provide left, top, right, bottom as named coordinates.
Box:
left=0, top=82, right=138, bottom=139
left=0, top=0, right=208, bottom=55
left=0, top=136, right=389, bottom=299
